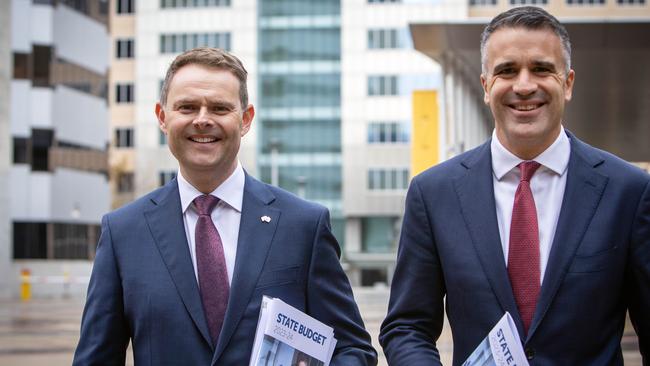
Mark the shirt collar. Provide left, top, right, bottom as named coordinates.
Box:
left=491, top=126, right=570, bottom=180
left=178, top=162, right=245, bottom=214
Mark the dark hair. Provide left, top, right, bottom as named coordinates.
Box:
left=159, top=47, right=248, bottom=108
left=480, top=6, right=571, bottom=74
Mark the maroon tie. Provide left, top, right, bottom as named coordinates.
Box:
left=194, top=195, right=229, bottom=346
left=508, top=161, right=541, bottom=334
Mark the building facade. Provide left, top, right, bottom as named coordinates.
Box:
left=110, top=0, right=649, bottom=289
left=3, top=0, right=110, bottom=297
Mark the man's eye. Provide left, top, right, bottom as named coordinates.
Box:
left=497, top=68, right=515, bottom=75
left=178, top=105, right=195, bottom=112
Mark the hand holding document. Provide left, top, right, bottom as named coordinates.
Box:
left=462, top=312, right=529, bottom=366
left=249, top=296, right=338, bottom=366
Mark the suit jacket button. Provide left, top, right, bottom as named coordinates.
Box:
left=525, top=347, right=535, bottom=360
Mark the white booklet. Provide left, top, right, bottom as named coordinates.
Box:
left=462, top=312, right=529, bottom=366
left=249, top=296, right=338, bottom=366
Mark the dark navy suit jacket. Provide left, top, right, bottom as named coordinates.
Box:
left=380, top=132, right=649, bottom=365
left=74, top=174, right=377, bottom=365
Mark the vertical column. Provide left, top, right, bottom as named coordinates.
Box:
left=344, top=217, right=362, bottom=286
left=0, top=0, right=12, bottom=298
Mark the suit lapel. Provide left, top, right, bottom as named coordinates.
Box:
left=143, top=180, right=213, bottom=348
left=527, top=134, right=608, bottom=340
left=213, top=175, right=280, bottom=364
left=454, top=142, right=523, bottom=333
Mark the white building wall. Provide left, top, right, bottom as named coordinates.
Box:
left=341, top=0, right=465, bottom=216
left=134, top=0, right=258, bottom=197
left=10, top=80, right=31, bottom=136
left=31, top=3, right=54, bottom=45
left=10, top=0, right=31, bottom=53
left=53, top=5, right=109, bottom=74
left=53, top=86, right=108, bottom=149
left=11, top=167, right=108, bottom=224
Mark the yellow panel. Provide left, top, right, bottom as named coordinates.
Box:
left=411, top=90, right=439, bottom=177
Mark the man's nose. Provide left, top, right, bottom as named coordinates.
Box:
left=512, top=70, right=538, bottom=96
left=193, top=106, right=213, bottom=128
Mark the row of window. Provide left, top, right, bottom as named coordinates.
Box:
left=115, top=128, right=134, bottom=148
left=161, top=0, right=230, bottom=8
left=115, top=83, right=134, bottom=103
left=116, top=171, right=176, bottom=194
left=116, top=0, right=134, bottom=14
left=368, top=169, right=409, bottom=191
left=13, top=222, right=100, bottom=260
left=471, top=0, right=644, bottom=5
left=368, top=122, right=410, bottom=144
left=160, top=33, right=231, bottom=54
left=368, top=75, right=399, bottom=96
left=368, top=28, right=405, bottom=50
left=115, top=74, right=419, bottom=104
left=116, top=39, right=134, bottom=59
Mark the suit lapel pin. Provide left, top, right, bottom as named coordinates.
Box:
left=261, top=215, right=271, bottom=223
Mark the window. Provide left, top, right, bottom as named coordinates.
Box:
left=617, top=0, right=645, bottom=3
left=368, top=169, right=409, bottom=190
left=368, top=75, right=398, bottom=96
left=13, top=222, right=99, bottom=259
left=509, top=0, right=547, bottom=4
left=469, top=0, right=497, bottom=4
left=368, top=29, right=403, bottom=49
left=160, top=0, right=231, bottom=8
left=116, top=39, right=134, bottom=58
left=367, top=122, right=409, bottom=143
left=362, top=217, right=399, bottom=253
left=32, top=128, right=53, bottom=171
left=13, top=222, right=47, bottom=259
left=115, top=83, right=134, bottom=103
left=116, top=0, right=134, bottom=13
left=368, top=0, right=401, bottom=3
left=159, top=171, right=177, bottom=186
left=13, top=137, right=29, bottom=164
left=115, top=128, right=134, bottom=148
left=52, top=223, right=98, bottom=259
left=118, top=173, right=134, bottom=193
left=160, top=32, right=231, bottom=54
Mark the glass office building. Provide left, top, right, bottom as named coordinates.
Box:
left=257, top=0, right=345, bottom=244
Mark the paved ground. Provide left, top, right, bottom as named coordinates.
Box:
left=0, top=289, right=641, bottom=365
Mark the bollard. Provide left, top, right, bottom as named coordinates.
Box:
left=20, top=268, right=31, bottom=302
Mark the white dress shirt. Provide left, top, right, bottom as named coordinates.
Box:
left=177, top=162, right=245, bottom=285
left=491, top=127, right=570, bottom=284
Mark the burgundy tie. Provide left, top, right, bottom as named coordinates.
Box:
left=194, top=195, right=229, bottom=346
left=508, top=161, right=541, bottom=334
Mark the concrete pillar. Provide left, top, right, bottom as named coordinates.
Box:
left=0, top=0, right=12, bottom=299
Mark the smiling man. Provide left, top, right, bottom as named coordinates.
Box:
left=73, top=48, right=377, bottom=366
left=380, top=7, right=649, bottom=366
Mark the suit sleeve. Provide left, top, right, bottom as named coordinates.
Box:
left=73, top=214, right=130, bottom=365
left=379, top=177, right=446, bottom=366
left=628, top=179, right=650, bottom=363
left=306, top=208, right=378, bottom=366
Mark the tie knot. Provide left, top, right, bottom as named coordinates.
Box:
left=193, top=195, right=219, bottom=216
left=518, top=161, right=541, bottom=182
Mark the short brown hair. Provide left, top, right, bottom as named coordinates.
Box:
left=159, top=47, right=248, bottom=108
left=480, top=6, right=571, bottom=74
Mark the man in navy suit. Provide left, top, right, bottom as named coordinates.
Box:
left=74, top=48, right=376, bottom=365
left=380, top=6, right=649, bottom=365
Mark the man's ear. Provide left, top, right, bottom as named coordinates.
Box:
left=155, top=103, right=167, bottom=134
left=564, top=69, right=575, bottom=102
left=240, top=104, right=255, bottom=136
left=480, top=74, right=490, bottom=105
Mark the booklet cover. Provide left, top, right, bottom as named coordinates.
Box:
left=249, top=296, right=338, bottom=366
left=462, top=312, right=529, bottom=366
